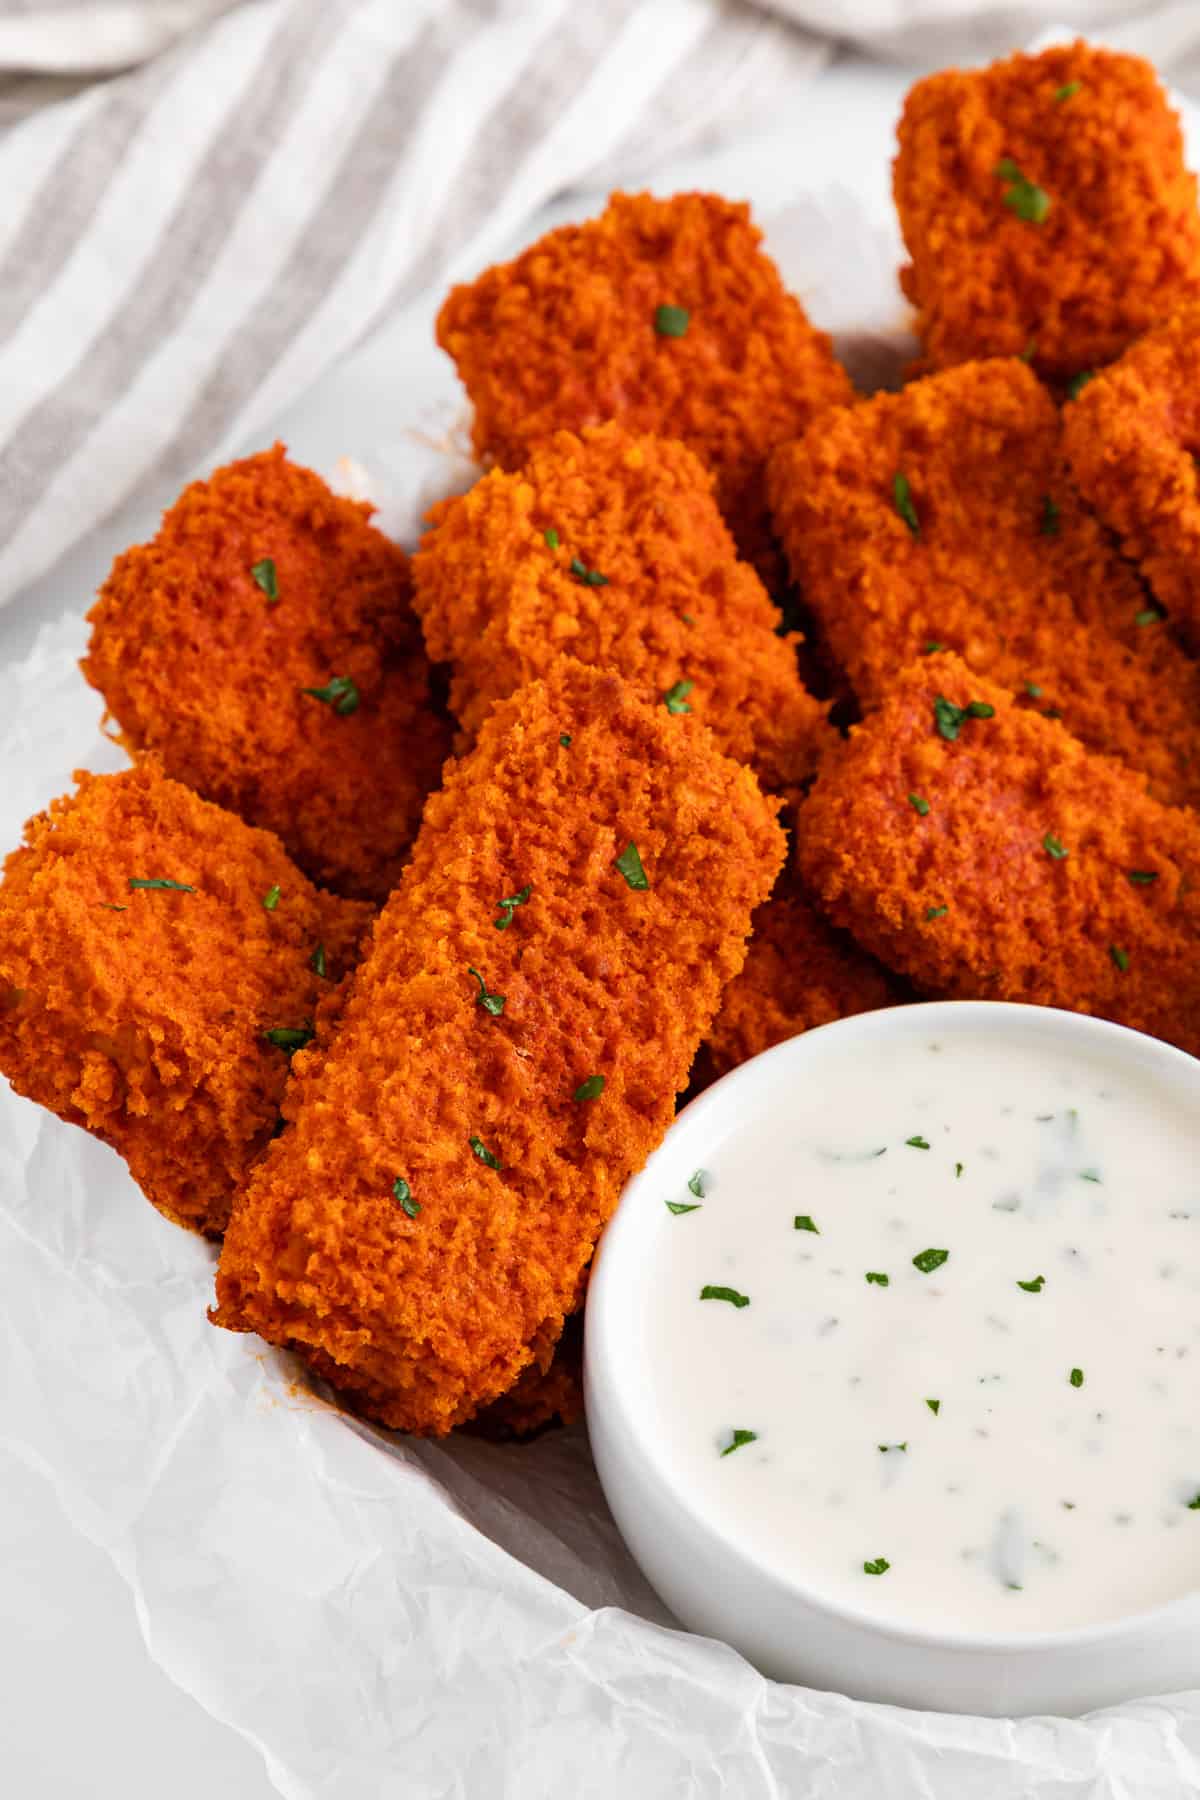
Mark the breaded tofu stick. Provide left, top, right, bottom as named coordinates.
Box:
left=413, top=423, right=828, bottom=794
left=0, top=764, right=369, bottom=1235
left=83, top=445, right=451, bottom=902
left=213, top=658, right=785, bottom=1434
left=1063, top=306, right=1200, bottom=650
left=705, top=874, right=901, bottom=1082
left=895, top=44, right=1200, bottom=380
left=768, top=359, right=1200, bottom=810
left=796, top=653, right=1200, bottom=1055
left=436, top=191, right=853, bottom=582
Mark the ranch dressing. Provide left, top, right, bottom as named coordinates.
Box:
left=642, top=1028, right=1200, bottom=1633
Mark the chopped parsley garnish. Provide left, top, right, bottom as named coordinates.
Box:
left=925, top=904, right=948, bottom=921
left=720, top=1429, right=757, bottom=1457
left=1110, top=944, right=1130, bottom=973
left=263, top=1024, right=313, bottom=1053
left=493, top=884, right=531, bottom=930
left=1127, top=869, right=1158, bottom=885
left=1043, top=833, right=1068, bottom=860
left=909, top=792, right=930, bottom=816
left=892, top=471, right=920, bottom=535
left=1079, top=1168, right=1102, bottom=1183
left=1025, top=681, right=1043, bottom=698
left=1054, top=80, right=1080, bottom=101
left=700, top=1284, right=750, bottom=1308
left=100, top=903, right=127, bottom=911
left=654, top=303, right=690, bottom=338
left=302, top=675, right=359, bottom=716
left=865, top=1271, right=889, bottom=1286
left=925, top=1398, right=941, bottom=1415
left=559, top=733, right=571, bottom=747
left=688, top=1170, right=706, bottom=1198
left=574, top=1074, right=606, bottom=1101
left=1040, top=495, right=1061, bottom=536
left=1066, top=370, right=1095, bottom=401
left=912, top=1247, right=949, bottom=1274
left=569, top=556, right=609, bottom=588
left=469, top=1134, right=503, bottom=1171
left=995, top=158, right=1051, bottom=223
left=663, top=679, right=694, bottom=715
left=933, top=694, right=994, bottom=741
left=1187, top=1494, right=1200, bottom=1511
left=614, top=842, right=648, bottom=890
left=468, top=966, right=506, bottom=1016
left=794, top=1214, right=820, bottom=1233
left=393, top=1177, right=419, bottom=1219
left=924, top=641, right=944, bottom=654
left=128, top=877, right=195, bottom=892
left=878, top=1442, right=908, bottom=1453
left=955, top=1161, right=964, bottom=1178
left=544, top=528, right=560, bottom=550
left=1135, top=605, right=1165, bottom=627
left=1070, top=1367, right=1084, bottom=1387
left=863, top=1557, right=890, bottom=1576
left=262, top=884, right=281, bottom=910
left=1017, top=1274, right=1046, bottom=1292
left=666, top=1200, right=701, bottom=1216
left=906, top=1135, right=931, bottom=1150
left=251, top=558, right=279, bottom=602
left=310, top=942, right=327, bottom=979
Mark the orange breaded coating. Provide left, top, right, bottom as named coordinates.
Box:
left=895, top=44, right=1200, bottom=380
left=706, top=876, right=900, bottom=1082
left=1064, top=306, right=1200, bottom=649
left=83, top=445, right=451, bottom=902
left=213, top=659, right=785, bottom=1434
left=436, top=191, right=853, bottom=579
left=796, top=653, right=1200, bottom=1055
left=470, top=1317, right=584, bottom=1442
left=413, top=423, right=828, bottom=794
left=0, top=764, right=369, bottom=1236
left=769, top=359, right=1200, bottom=810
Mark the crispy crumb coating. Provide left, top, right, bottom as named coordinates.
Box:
left=706, top=873, right=900, bottom=1081
left=796, top=653, right=1200, bottom=1054
left=1063, top=306, right=1200, bottom=649
left=414, top=423, right=828, bottom=793
left=213, top=659, right=785, bottom=1434
left=83, top=445, right=451, bottom=902
left=0, top=764, right=369, bottom=1235
left=435, top=191, right=853, bottom=581
left=469, top=1316, right=584, bottom=1441
left=894, top=44, right=1200, bottom=380
left=768, top=358, right=1200, bottom=809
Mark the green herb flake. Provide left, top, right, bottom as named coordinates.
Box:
left=469, top=1134, right=503, bottom=1171
left=1043, top=833, right=1068, bottom=860
left=1054, top=80, right=1080, bottom=101
left=568, top=555, right=609, bottom=588
left=251, top=558, right=279, bottom=602
left=720, top=1428, right=757, bottom=1457
left=913, top=1247, right=949, bottom=1274
left=1019, top=341, right=1037, bottom=363
left=666, top=1200, right=701, bottom=1216
left=1017, top=1274, right=1046, bottom=1293
left=794, top=1214, right=820, bottom=1234
left=863, top=1557, right=891, bottom=1576
left=906, top=1135, right=931, bottom=1150
left=262, top=884, right=281, bottom=911
left=1136, top=605, right=1165, bottom=627
left=909, top=792, right=931, bottom=816
left=700, top=1284, right=750, bottom=1308
left=302, top=674, right=359, bottom=716
left=544, top=528, right=560, bottom=550
left=925, top=904, right=948, bottom=921
left=468, top=966, right=506, bottom=1016
left=393, top=1177, right=419, bottom=1219
left=893, top=471, right=920, bottom=535
left=1025, top=681, right=1043, bottom=698
left=865, top=1271, right=890, bottom=1287
left=654, top=303, right=690, bottom=338
left=1043, top=706, right=1063, bottom=720
left=128, top=877, right=195, bottom=892
left=926, top=1398, right=941, bottom=1415
left=614, top=841, right=649, bottom=890
left=1187, top=1494, right=1200, bottom=1511
left=559, top=733, right=571, bottom=747
left=1040, top=495, right=1061, bottom=536
left=493, top=883, right=532, bottom=930
left=955, top=1161, right=964, bottom=1179
left=995, top=159, right=1051, bottom=223
left=574, top=1074, right=606, bottom=1102
left=1070, top=1367, right=1084, bottom=1387
left=688, top=1170, right=706, bottom=1198
left=1127, top=869, right=1158, bottom=886
left=263, top=1023, right=314, bottom=1053
left=1066, top=370, right=1095, bottom=401
left=933, top=694, right=994, bottom=741
left=1079, top=1169, right=1102, bottom=1184
left=1110, top=944, right=1130, bottom=973
left=100, top=903, right=128, bottom=912
left=878, top=1441, right=908, bottom=1453
left=664, top=678, right=694, bottom=715
left=310, top=942, right=327, bottom=979
left=924, top=641, right=945, bottom=654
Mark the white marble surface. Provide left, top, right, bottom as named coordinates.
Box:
left=0, top=54, right=913, bottom=1799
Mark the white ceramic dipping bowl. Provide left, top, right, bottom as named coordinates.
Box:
left=585, top=1001, right=1200, bottom=1717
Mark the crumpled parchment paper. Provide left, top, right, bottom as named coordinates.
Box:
left=5, top=171, right=1200, bottom=1799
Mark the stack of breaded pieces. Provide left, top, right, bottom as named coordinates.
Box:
left=6, top=37, right=1200, bottom=1442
